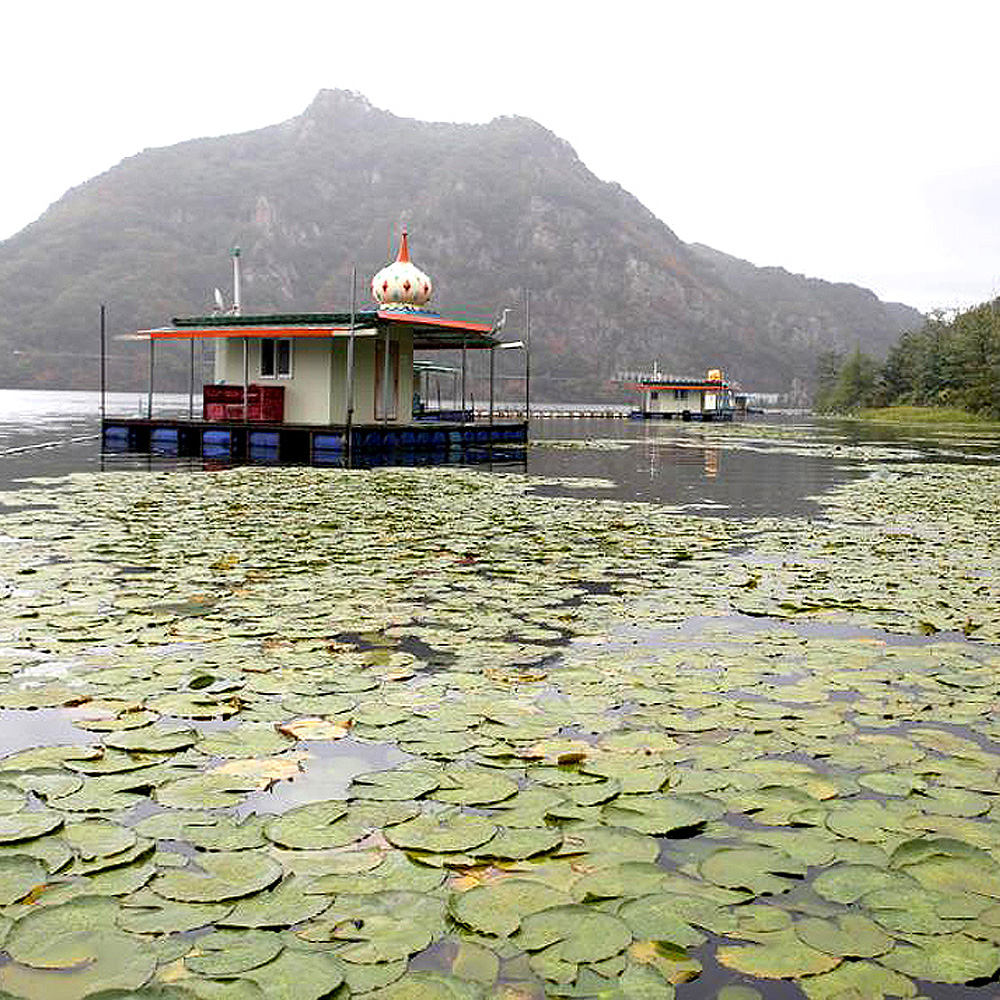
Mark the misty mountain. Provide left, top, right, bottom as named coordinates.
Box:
left=0, top=89, right=922, bottom=397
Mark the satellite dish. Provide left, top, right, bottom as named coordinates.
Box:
left=213, top=288, right=226, bottom=313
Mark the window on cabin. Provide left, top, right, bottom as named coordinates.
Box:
left=674, top=389, right=688, bottom=399
left=650, top=391, right=659, bottom=400
left=260, top=339, right=292, bottom=378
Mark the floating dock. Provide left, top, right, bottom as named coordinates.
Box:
left=102, top=416, right=527, bottom=467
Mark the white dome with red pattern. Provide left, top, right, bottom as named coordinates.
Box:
left=371, top=230, right=433, bottom=309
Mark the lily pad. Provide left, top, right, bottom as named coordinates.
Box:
left=717, top=929, right=842, bottom=978
left=184, top=929, right=283, bottom=976
left=0, top=855, right=47, bottom=905
left=516, top=903, right=632, bottom=962
left=152, top=850, right=282, bottom=902
left=384, top=812, right=497, bottom=853
left=449, top=878, right=574, bottom=937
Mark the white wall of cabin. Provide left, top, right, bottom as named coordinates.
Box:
left=211, top=328, right=414, bottom=425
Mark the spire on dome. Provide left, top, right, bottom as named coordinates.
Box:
left=371, top=228, right=433, bottom=310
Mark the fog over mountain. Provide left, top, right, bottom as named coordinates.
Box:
left=0, top=89, right=922, bottom=398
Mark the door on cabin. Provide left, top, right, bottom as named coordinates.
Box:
left=374, top=340, right=399, bottom=421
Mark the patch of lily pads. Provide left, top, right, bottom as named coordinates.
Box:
left=0, top=450, right=997, bottom=997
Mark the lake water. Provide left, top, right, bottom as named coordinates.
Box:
left=0, top=388, right=946, bottom=512
left=2, top=389, right=1000, bottom=999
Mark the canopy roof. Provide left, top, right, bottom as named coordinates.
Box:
left=139, top=309, right=498, bottom=349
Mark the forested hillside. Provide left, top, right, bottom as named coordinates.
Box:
left=0, top=90, right=922, bottom=396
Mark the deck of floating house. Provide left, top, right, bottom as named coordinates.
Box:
left=102, top=236, right=528, bottom=467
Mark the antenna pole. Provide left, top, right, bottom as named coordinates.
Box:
left=231, top=247, right=242, bottom=316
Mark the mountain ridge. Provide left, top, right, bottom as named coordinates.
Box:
left=0, top=88, right=922, bottom=397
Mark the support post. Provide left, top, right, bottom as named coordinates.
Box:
left=346, top=266, right=357, bottom=468
left=382, top=322, right=391, bottom=425
left=147, top=336, right=154, bottom=419
left=188, top=336, right=195, bottom=420
left=242, top=337, right=249, bottom=423
left=461, top=336, right=467, bottom=425
left=99, top=304, right=107, bottom=424
left=489, top=344, right=495, bottom=428
left=525, top=288, right=531, bottom=422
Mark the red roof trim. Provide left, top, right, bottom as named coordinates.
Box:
left=377, top=310, right=493, bottom=333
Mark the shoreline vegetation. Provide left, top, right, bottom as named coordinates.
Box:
left=815, top=297, right=1000, bottom=420
left=852, top=405, right=1000, bottom=427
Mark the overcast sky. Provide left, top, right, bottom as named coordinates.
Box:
left=2, top=0, right=998, bottom=313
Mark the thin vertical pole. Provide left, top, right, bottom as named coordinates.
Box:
left=188, top=336, right=195, bottom=419
left=346, top=266, right=357, bottom=467
left=147, top=336, right=154, bottom=419
left=382, top=323, right=391, bottom=425
left=461, top=336, right=467, bottom=425
left=232, top=248, right=242, bottom=316
left=489, top=345, right=495, bottom=428
left=525, top=289, right=531, bottom=421
left=99, top=304, right=107, bottom=424
left=242, top=337, right=249, bottom=423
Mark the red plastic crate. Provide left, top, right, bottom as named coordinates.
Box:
left=247, top=384, right=284, bottom=422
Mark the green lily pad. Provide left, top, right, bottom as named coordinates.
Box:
left=304, top=850, right=444, bottom=895
left=0, top=930, right=156, bottom=1000
left=3, top=895, right=118, bottom=967
left=103, top=726, right=199, bottom=753
left=0, top=855, right=47, bottom=905
left=717, top=929, right=842, bottom=978
left=262, top=800, right=350, bottom=849
left=152, top=850, right=282, bottom=902
left=811, top=864, right=913, bottom=904
left=366, top=971, right=485, bottom=999
left=880, top=932, right=1000, bottom=983
left=196, top=724, right=292, bottom=759
left=700, top=847, right=805, bottom=896
left=516, top=904, right=632, bottom=962
left=384, top=812, right=497, bottom=853
left=154, top=773, right=261, bottom=810
left=349, top=768, right=440, bottom=801
left=470, top=826, right=562, bottom=860
left=221, top=877, right=333, bottom=927
left=64, top=819, right=137, bottom=860
left=0, top=810, right=63, bottom=843
left=117, top=889, right=234, bottom=934
left=237, top=947, right=345, bottom=1000
left=431, top=766, right=519, bottom=806
left=794, top=913, right=893, bottom=958
left=798, top=959, right=917, bottom=999
left=617, top=894, right=707, bottom=947
left=603, top=793, right=721, bottom=835
left=184, top=929, right=283, bottom=976
left=450, top=878, right=574, bottom=937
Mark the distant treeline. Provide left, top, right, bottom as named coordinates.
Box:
left=815, top=300, right=1000, bottom=417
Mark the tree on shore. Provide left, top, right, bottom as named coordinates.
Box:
left=815, top=300, right=1000, bottom=417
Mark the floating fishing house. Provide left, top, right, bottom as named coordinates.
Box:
left=630, top=367, right=741, bottom=421
left=102, top=234, right=528, bottom=466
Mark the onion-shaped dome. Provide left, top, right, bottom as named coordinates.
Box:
left=371, top=230, right=433, bottom=309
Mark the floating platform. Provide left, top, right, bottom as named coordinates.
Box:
left=102, top=417, right=528, bottom=468
left=628, top=410, right=735, bottom=422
